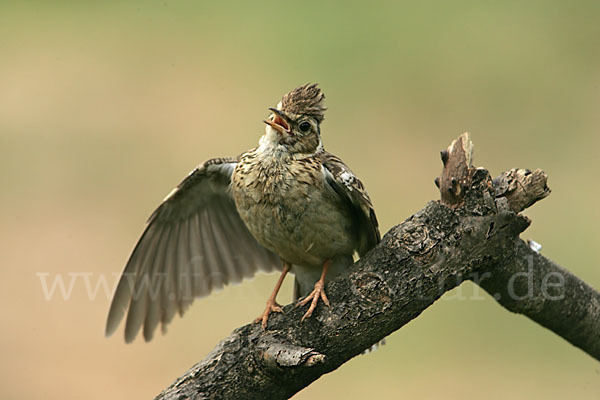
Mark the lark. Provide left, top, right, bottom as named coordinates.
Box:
left=106, top=84, right=380, bottom=342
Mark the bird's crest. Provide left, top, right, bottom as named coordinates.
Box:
left=280, top=83, right=327, bottom=123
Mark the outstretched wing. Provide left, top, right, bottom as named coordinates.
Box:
left=319, top=152, right=380, bottom=255
left=106, top=157, right=281, bottom=342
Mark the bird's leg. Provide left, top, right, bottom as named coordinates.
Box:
left=296, top=260, right=331, bottom=322
left=254, top=261, right=291, bottom=329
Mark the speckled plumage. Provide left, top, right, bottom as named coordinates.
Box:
left=280, top=83, right=327, bottom=123
left=232, top=84, right=378, bottom=300
left=105, top=84, right=380, bottom=342
left=234, top=151, right=347, bottom=265
left=232, top=147, right=378, bottom=296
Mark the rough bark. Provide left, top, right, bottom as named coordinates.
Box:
left=155, top=133, right=600, bottom=400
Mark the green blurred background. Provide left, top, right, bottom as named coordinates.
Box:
left=2, top=1, right=599, bottom=399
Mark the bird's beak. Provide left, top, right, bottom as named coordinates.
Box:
left=263, top=108, right=291, bottom=135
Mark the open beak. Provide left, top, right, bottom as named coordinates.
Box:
left=263, top=108, right=291, bottom=135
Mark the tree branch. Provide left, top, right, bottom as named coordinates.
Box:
left=155, top=133, right=600, bottom=400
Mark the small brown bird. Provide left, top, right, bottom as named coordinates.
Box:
left=106, top=84, right=380, bottom=342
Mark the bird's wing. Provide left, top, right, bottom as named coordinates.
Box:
left=105, top=157, right=281, bottom=342
left=319, top=151, right=381, bottom=255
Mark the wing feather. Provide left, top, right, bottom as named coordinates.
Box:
left=218, top=203, right=257, bottom=279
left=200, top=210, right=224, bottom=292
left=210, top=206, right=239, bottom=284
left=143, top=225, right=170, bottom=341
left=125, top=223, right=164, bottom=343
left=213, top=204, right=248, bottom=283
left=123, top=226, right=162, bottom=343
left=160, top=224, right=179, bottom=330
left=176, top=218, right=193, bottom=316
left=189, top=212, right=209, bottom=295
left=106, top=157, right=281, bottom=342
left=318, top=151, right=381, bottom=255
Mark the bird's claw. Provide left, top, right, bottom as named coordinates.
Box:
left=296, top=281, right=330, bottom=322
left=254, top=298, right=283, bottom=330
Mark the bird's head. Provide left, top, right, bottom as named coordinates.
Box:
left=262, top=83, right=326, bottom=155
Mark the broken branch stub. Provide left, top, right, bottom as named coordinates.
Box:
left=436, top=132, right=476, bottom=206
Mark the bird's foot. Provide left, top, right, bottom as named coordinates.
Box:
left=296, top=280, right=330, bottom=322
left=254, top=298, right=283, bottom=330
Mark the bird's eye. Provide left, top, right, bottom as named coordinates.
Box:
left=298, top=121, right=311, bottom=133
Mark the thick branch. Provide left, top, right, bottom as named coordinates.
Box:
left=155, top=134, right=600, bottom=400
left=476, top=239, right=600, bottom=358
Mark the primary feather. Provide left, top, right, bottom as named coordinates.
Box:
left=105, top=158, right=281, bottom=342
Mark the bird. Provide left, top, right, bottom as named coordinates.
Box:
left=105, top=83, right=380, bottom=343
